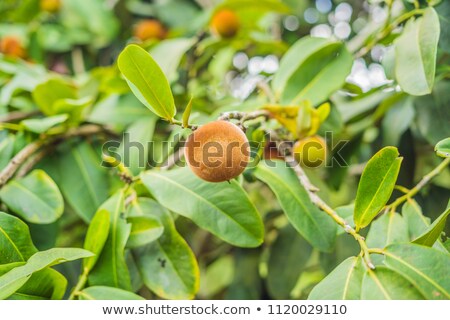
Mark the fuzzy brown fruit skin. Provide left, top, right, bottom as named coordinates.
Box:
left=40, top=0, right=61, bottom=13
left=134, top=20, right=166, bottom=41
left=184, top=121, right=250, bottom=183
left=0, top=37, right=26, bottom=59
left=293, top=135, right=327, bottom=168
left=210, top=9, right=240, bottom=38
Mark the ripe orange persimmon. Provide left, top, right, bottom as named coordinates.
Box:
left=0, top=37, right=26, bottom=59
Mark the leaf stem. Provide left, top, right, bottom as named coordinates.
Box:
left=355, top=8, right=425, bottom=58
left=386, top=157, right=450, bottom=212
left=68, top=268, right=89, bottom=300
left=284, top=154, right=375, bottom=269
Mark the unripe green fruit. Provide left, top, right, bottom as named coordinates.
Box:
left=293, top=135, right=327, bottom=168
left=184, top=121, right=250, bottom=182
left=210, top=9, right=240, bottom=38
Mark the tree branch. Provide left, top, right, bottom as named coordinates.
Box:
left=0, top=124, right=115, bottom=186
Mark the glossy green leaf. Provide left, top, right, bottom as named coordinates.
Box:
left=140, top=168, right=264, bottom=248
left=118, top=44, right=176, bottom=120
left=383, top=243, right=450, bottom=299
left=0, top=212, right=37, bottom=264
left=32, top=79, right=77, bottom=115
left=0, top=170, right=64, bottom=224
left=267, top=224, right=313, bottom=299
left=274, top=37, right=352, bottom=106
left=354, top=147, right=403, bottom=230
left=413, top=205, right=450, bottom=247
left=126, top=215, right=163, bottom=249
left=0, top=248, right=93, bottom=299
left=21, top=114, right=69, bottom=134
left=394, top=7, right=440, bottom=95
left=253, top=161, right=336, bottom=251
left=132, top=198, right=199, bottom=299
left=308, top=257, right=364, bottom=300
left=83, top=209, right=111, bottom=272
left=381, top=96, right=415, bottom=146
left=435, top=137, right=450, bottom=158
left=89, top=191, right=132, bottom=290
left=361, top=267, right=424, bottom=299
left=79, top=286, right=144, bottom=300
left=56, top=142, right=109, bottom=222
left=8, top=268, right=67, bottom=300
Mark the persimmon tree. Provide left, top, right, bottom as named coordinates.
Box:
left=0, top=0, right=449, bottom=300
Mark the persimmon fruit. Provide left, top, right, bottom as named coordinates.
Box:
left=210, top=9, right=240, bottom=38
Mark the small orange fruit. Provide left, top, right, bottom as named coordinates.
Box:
left=0, top=37, right=26, bottom=59
left=184, top=121, right=250, bottom=182
left=293, top=135, right=327, bottom=168
left=210, top=9, right=240, bottom=38
left=134, top=20, right=166, bottom=41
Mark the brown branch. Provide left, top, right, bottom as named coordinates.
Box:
left=0, top=110, right=40, bottom=123
left=0, top=124, right=115, bottom=186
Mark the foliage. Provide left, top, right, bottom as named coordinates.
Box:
left=0, top=0, right=449, bottom=300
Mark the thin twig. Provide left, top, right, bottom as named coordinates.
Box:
left=386, top=157, right=450, bottom=212
left=285, top=154, right=375, bottom=269
left=0, top=124, right=115, bottom=187
left=160, top=148, right=184, bottom=170
left=355, top=8, right=424, bottom=58
left=0, top=110, right=40, bottom=123
left=218, top=110, right=271, bottom=123
left=15, top=148, right=52, bottom=178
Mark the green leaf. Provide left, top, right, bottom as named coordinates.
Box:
left=78, top=286, right=144, bottom=300
left=0, top=212, right=37, bottom=264
left=0, top=170, right=64, bottom=224
left=366, top=212, right=409, bottom=249
left=21, top=114, right=69, bottom=134
left=402, top=200, right=446, bottom=251
left=435, top=137, right=450, bottom=158
left=89, top=191, right=132, bottom=290
left=267, top=224, right=313, bottom=299
left=0, top=248, right=93, bottom=299
left=308, top=257, right=364, bottom=300
left=150, top=38, right=195, bottom=82
left=274, top=37, right=353, bottom=106
left=118, top=116, right=157, bottom=175
left=83, top=209, right=110, bottom=272
left=140, top=168, right=264, bottom=248
left=413, top=205, right=450, bottom=247
left=199, top=255, right=234, bottom=298
left=126, top=215, right=164, bottom=249
left=8, top=268, right=67, bottom=300
left=381, top=96, right=415, bottom=146
left=0, top=135, right=15, bottom=171
left=56, top=142, right=109, bottom=222
left=32, top=79, right=77, bottom=115
left=354, top=147, right=403, bottom=230
left=394, top=7, right=440, bottom=95
left=361, top=267, right=424, bottom=299
left=253, top=160, right=336, bottom=251
left=225, top=249, right=261, bottom=300
left=132, top=198, right=199, bottom=299
left=117, top=44, right=176, bottom=120
left=383, top=243, right=450, bottom=299
left=436, top=0, right=450, bottom=53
